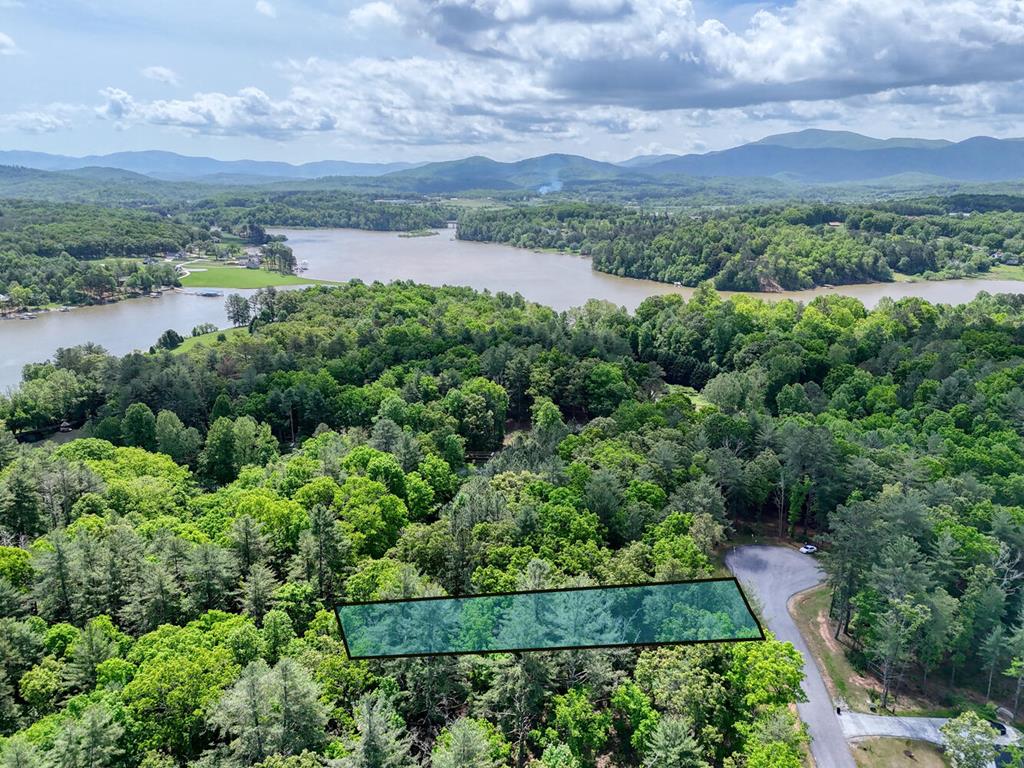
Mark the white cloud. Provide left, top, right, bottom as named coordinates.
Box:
left=26, top=0, right=1024, bottom=155
left=0, top=105, right=75, bottom=133
left=0, top=32, right=19, bottom=55
left=255, top=0, right=277, bottom=18
left=96, top=85, right=337, bottom=139
left=349, top=2, right=402, bottom=27
left=86, top=54, right=660, bottom=148
left=141, top=66, right=180, bottom=86
left=397, top=0, right=1024, bottom=111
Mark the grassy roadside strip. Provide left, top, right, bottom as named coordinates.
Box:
left=790, top=586, right=876, bottom=712
left=850, top=737, right=949, bottom=767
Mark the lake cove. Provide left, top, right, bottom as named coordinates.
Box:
left=1, top=227, right=1020, bottom=391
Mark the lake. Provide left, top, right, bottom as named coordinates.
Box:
left=0, top=290, right=250, bottom=392
left=279, top=227, right=1024, bottom=312
left=1, top=226, right=1021, bottom=392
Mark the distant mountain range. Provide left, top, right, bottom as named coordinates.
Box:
left=752, top=128, right=954, bottom=151
left=365, top=134, right=1024, bottom=192
left=373, top=154, right=627, bottom=192
left=3, top=130, right=1024, bottom=194
left=0, top=149, right=422, bottom=181
left=634, top=135, right=1024, bottom=183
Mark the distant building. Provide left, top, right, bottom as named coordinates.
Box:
left=245, top=256, right=262, bottom=269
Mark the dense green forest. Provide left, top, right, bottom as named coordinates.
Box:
left=0, top=201, right=201, bottom=259
left=458, top=200, right=1024, bottom=290
left=0, top=201, right=203, bottom=309
left=0, top=281, right=1023, bottom=767
left=0, top=283, right=809, bottom=768
left=182, top=192, right=456, bottom=232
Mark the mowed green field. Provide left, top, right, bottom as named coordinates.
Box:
left=989, top=263, right=1024, bottom=281
left=173, top=326, right=249, bottom=354
left=180, top=265, right=332, bottom=289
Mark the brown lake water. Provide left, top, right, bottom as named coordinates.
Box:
left=0, top=290, right=258, bottom=392
left=282, top=227, right=1024, bottom=312
left=1, top=226, right=1021, bottom=392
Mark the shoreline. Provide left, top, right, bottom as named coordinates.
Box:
left=274, top=226, right=1024, bottom=300
left=522, top=244, right=1024, bottom=292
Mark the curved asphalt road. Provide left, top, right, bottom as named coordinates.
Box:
left=727, top=545, right=856, bottom=768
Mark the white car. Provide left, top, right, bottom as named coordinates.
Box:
left=799, top=544, right=818, bottom=554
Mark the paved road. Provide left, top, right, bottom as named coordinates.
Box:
left=727, top=545, right=1019, bottom=766
left=727, top=545, right=857, bottom=768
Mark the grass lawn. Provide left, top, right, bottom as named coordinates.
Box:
left=851, top=738, right=949, bottom=767
left=173, top=326, right=248, bottom=354
left=892, top=267, right=1024, bottom=283
left=445, top=197, right=508, bottom=210
left=667, top=384, right=713, bottom=411
left=989, top=264, right=1024, bottom=281
left=94, top=256, right=146, bottom=266
left=181, top=265, right=332, bottom=289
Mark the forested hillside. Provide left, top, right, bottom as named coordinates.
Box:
left=183, top=192, right=455, bottom=232
left=0, top=200, right=199, bottom=259
left=0, top=193, right=451, bottom=310
left=0, top=201, right=204, bottom=309
left=0, top=282, right=1023, bottom=767
left=458, top=200, right=1024, bottom=290
left=0, top=283, right=809, bottom=768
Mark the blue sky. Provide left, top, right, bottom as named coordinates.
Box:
left=2, top=0, right=1024, bottom=163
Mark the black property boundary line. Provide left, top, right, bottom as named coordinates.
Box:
left=334, top=576, right=766, bottom=660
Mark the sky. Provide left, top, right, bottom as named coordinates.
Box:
left=2, top=0, right=1024, bottom=164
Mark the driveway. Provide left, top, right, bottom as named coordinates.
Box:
left=841, top=712, right=947, bottom=744
left=842, top=711, right=1019, bottom=747
left=727, top=545, right=856, bottom=768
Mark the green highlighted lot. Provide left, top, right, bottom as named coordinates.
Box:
left=336, top=578, right=762, bottom=659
